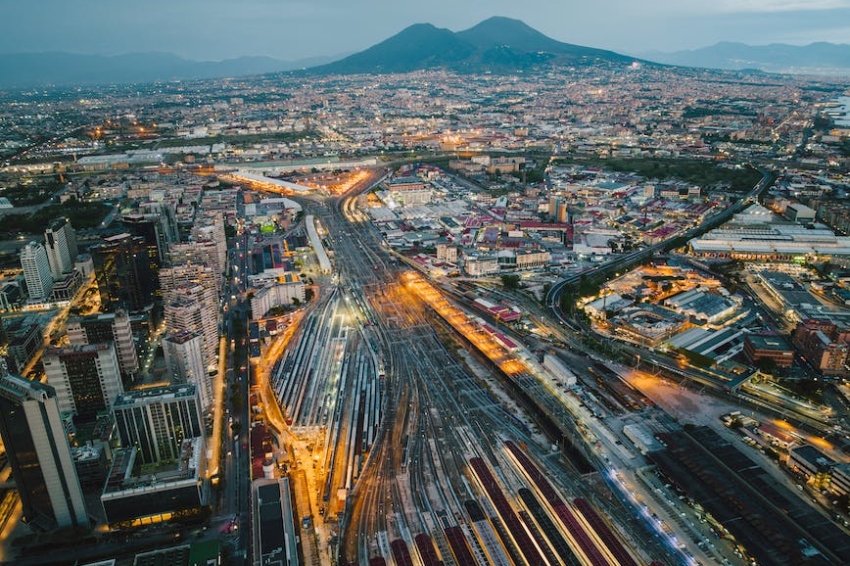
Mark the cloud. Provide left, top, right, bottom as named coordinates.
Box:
left=712, top=0, right=850, bottom=12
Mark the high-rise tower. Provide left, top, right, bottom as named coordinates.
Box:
left=162, top=330, right=211, bottom=412
left=20, top=241, right=54, bottom=300
left=66, top=310, right=139, bottom=385
left=44, top=217, right=78, bottom=279
left=0, top=364, right=88, bottom=530
left=89, top=233, right=155, bottom=312
left=112, top=384, right=203, bottom=465
left=42, top=343, right=124, bottom=422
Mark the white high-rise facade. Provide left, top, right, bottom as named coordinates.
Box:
left=162, top=330, right=211, bottom=412
left=44, top=217, right=78, bottom=279
left=20, top=241, right=54, bottom=300
left=0, top=369, right=88, bottom=530
left=161, top=264, right=220, bottom=370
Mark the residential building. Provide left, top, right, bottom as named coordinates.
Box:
left=42, top=343, right=124, bottom=422
left=162, top=330, right=210, bottom=412
left=250, top=273, right=305, bottom=319
left=164, top=292, right=218, bottom=371
left=3, top=320, right=42, bottom=375
left=66, top=310, right=140, bottom=384
left=436, top=242, right=458, bottom=263
left=792, top=320, right=850, bottom=376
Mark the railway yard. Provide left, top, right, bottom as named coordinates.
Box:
left=242, top=174, right=850, bottom=566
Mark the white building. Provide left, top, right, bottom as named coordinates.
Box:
left=250, top=273, right=305, bottom=319
left=160, top=265, right=220, bottom=370
left=44, top=218, right=78, bottom=279
left=20, top=241, right=54, bottom=300
left=164, top=292, right=218, bottom=371
left=162, top=330, right=211, bottom=412
left=0, top=371, right=88, bottom=530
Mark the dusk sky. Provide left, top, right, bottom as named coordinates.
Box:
left=3, top=0, right=849, bottom=60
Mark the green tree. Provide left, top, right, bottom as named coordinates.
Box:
left=501, top=274, right=521, bottom=290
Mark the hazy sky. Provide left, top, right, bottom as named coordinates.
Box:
left=2, top=0, right=849, bottom=60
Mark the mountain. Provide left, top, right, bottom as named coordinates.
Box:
left=308, top=23, right=476, bottom=75
left=0, top=51, right=339, bottom=89
left=309, top=16, right=639, bottom=75
left=644, top=42, right=850, bottom=75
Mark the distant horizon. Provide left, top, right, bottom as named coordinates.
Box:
left=4, top=3, right=850, bottom=61
left=1, top=36, right=849, bottom=63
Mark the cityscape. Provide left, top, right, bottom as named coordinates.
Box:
left=1, top=8, right=850, bottom=566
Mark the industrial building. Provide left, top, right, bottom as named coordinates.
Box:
left=785, top=203, right=817, bottom=224
left=650, top=427, right=850, bottom=565
left=665, top=326, right=747, bottom=364
left=743, top=334, right=795, bottom=368
left=662, top=288, right=740, bottom=325
left=788, top=445, right=836, bottom=490
left=689, top=205, right=850, bottom=264
left=252, top=478, right=299, bottom=566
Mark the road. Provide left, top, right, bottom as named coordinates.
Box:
left=546, top=167, right=774, bottom=310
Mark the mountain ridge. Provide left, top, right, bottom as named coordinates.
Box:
left=0, top=51, right=339, bottom=89
left=643, top=41, right=850, bottom=75
left=308, top=16, right=640, bottom=75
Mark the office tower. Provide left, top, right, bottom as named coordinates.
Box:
left=44, top=217, right=78, bottom=279
left=162, top=330, right=211, bottom=412
left=20, top=241, right=54, bottom=300
left=90, top=233, right=155, bottom=312
left=0, top=366, right=88, bottom=530
left=548, top=196, right=561, bottom=218
left=557, top=201, right=569, bottom=223
left=123, top=212, right=166, bottom=269
left=66, top=310, right=140, bottom=384
left=112, top=384, right=203, bottom=465
left=42, top=343, right=124, bottom=422
left=139, top=201, right=180, bottom=244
